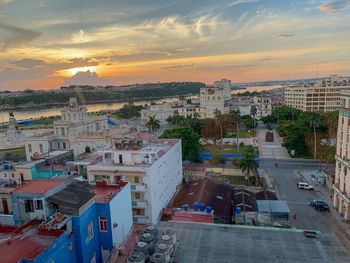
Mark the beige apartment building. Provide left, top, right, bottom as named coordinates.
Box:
left=284, top=75, right=350, bottom=112
left=334, top=90, right=350, bottom=220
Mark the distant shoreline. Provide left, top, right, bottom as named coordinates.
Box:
left=0, top=94, right=184, bottom=112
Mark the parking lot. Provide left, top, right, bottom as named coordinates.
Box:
left=260, top=159, right=350, bottom=252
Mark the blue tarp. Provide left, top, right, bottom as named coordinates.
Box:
left=17, top=120, right=33, bottom=125
left=199, top=152, right=260, bottom=163
left=107, top=118, right=119, bottom=126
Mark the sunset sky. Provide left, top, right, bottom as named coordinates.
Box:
left=0, top=0, right=350, bottom=90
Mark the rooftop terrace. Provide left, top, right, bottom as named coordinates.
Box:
left=13, top=180, right=63, bottom=194
left=92, top=180, right=128, bottom=203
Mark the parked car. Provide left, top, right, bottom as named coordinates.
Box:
left=309, top=199, right=330, bottom=212
left=297, top=182, right=314, bottom=190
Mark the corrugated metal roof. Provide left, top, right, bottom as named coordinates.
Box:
left=257, top=200, right=290, bottom=214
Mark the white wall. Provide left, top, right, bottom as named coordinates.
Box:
left=146, top=140, right=183, bottom=224
left=109, top=183, right=133, bottom=247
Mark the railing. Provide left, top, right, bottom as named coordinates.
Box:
left=132, top=216, right=148, bottom=224
left=131, top=200, right=148, bottom=208
left=130, top=184, right=147, bottom=192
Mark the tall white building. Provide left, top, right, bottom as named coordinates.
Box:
left=5, top=113, right=22, bottom=142
left=200, top=79, right=232, bottom=118
left=333, top=90, right=350, bottom=220
left=284, top=75, right=350, bottom=112
left=87, top=138, right=183, bottom=224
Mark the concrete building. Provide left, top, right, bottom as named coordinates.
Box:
left=87, top=138, right=183, bottom=224
left=284, top=75, right=350, bottom=112
left=141, top=102, right=204, bottom=124
left=1, top=179, right=133, bottom=263
left=200, top=80, right=232, bottom=118
left=24, top=98, right=109, bottom=160
left=333, top=90, right=350, bottom=220
left=5, top=112, right=22, bottom=142
left=231, top=96, right=272, bottom=119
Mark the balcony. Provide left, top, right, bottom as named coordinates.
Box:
left=130, top=184, right=147, bottom=192
left=132, top=200, right=148, bottom=208
left=132, top=216, right=148, bottom=224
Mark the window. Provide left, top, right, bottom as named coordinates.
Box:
left=61, top=127, right=65, bottom=136
left=28, top=144, right=32, bottom=153
left=24, top=200, right=34, bottom=212
left=35, top=200, right=43, bottom=210
left=88, top=222, right=94, bottom=240
left=99, top=217, right=108, bottom=232
left=134, top=176, right=139, bottom=184
left=63, top=142, right=66, bottom=149
left=135, top=192, right=141, bottom=199
left=39, top=144, right=43, bottom=153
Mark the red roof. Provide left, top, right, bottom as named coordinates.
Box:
left=0, top=222, right=63, bottom=263
left=92, top=181, right=128, bottom=203
left=14, top=180, right=63, bottom=194
left=173, top=211, right=214, bottom=223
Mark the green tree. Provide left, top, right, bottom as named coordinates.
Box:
left=210, top=153, right=226, bottom=165
left=250, top=106, right=257, bottom=131
left=307, top=116, right=322, bottom=159
left=201, top=118, right=221, bottom=145
left=160, top=127, right=201, bottom=162
left=146, top=115, right=160, bottom=133
left=239, top=150, right=259, bottom=186
left=323, top=111, right=339, bottom=138
left=214, top=109, right=223, bottom=143
left=230, top=109, right=241, bottom=152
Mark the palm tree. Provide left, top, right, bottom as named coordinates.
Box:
left=230, top=109, right=241, bottom=152
left=308, top=116, right=321, bottom=159
left=146, top=115, right=160, bottom=133
left=240, top=152, right=259, bottom=186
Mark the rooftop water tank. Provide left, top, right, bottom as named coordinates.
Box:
left=206, top=206, right=213, bottom=214
left=193, top=202, right=199, bottom=211
left=199, top=202, right=206, bottom=211
left=164, top=228, right=176, bottom=248
left=155, top=243, right=171, bottom=263
left=145, top=225, right=158, bottom=237
left=150, top=253, right=166, bottom=263
left=134, top=242, right=150, bottom=261
left=127, top=251, right=145, bottom=263
left=140, top=233, right=156, bottom=254
left=236, top=207, right=241, bottom=214
left=182, top=204, right=190, bottom=211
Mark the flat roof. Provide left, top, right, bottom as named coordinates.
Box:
left=13, top=180, right=63, bottom=194
left=158, top=221, right=350, bottom=263
left=0, top=222, right=62, bottom=263
left=257, top=200, right=290, bottom=214
left=92, top=181, right=128, bottom=203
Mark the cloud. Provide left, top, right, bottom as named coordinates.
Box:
left=10, top=58, right=46, bottom=69
left=0, top=0, right=12, bottom=4
left=260, top=56, right=281, bottom=61
left=273, top=33, right=294, bottom=39
left=161, top=63, right=194, bottom=70
left=228, top=0, right=259, bottom=7
left=0, top=23, right=41, bottom=49
left=63, top=70, right=111, bottom=86
left=319, top=1, right=350, bottom=13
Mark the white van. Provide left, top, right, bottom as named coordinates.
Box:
left=297, top=182, right=314, bottom=190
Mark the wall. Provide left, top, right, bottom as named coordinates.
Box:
left=95, top=202, right=113, bottom=257
left=72, top=203, right=102, bottom=263
left=109, top=183, right=133, bottom=247
left=0, top=192, right=13, bottom=214
left=24, top=139, right=50, bottom=161
left=147, top=140, right=183, bottom=224
left=20, top=232, right=77, bottom=263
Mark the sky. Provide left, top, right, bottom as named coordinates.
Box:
left=0, top=0, right=350, bottom=90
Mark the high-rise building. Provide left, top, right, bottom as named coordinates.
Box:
left=284, top=75, right=350, bottom=112
left=200, top=79, right=232, bottom=118
left=87, top=138, right=183, bottom=224
left=333, top=90, right=350, bottom=220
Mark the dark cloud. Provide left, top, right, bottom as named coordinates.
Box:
left=0, top=23, right=41, bottom=49
left=10, top=59, right=46, bottom=68
left=319, top=1, right=350, bottom=13
left=273, top=33, right=294, bottom=39
left=260, top=56, right=281, bottom=61
left=63, top=70, right=111, bottom=86
left=161, top=63, right=194, bottom=70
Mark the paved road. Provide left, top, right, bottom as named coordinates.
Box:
left=260, top=159, right=350, bottom=255
left=256, top=125, right=290, bottom=159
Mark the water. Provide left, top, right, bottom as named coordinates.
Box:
left=0, top=97, right=178, bottom=122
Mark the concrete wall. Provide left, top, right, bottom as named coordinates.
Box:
left=72, top=203, right=102, bottom=263
left=147, top=140, right=183, bottom=224
left=109, top=183, right=133, bottom=247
